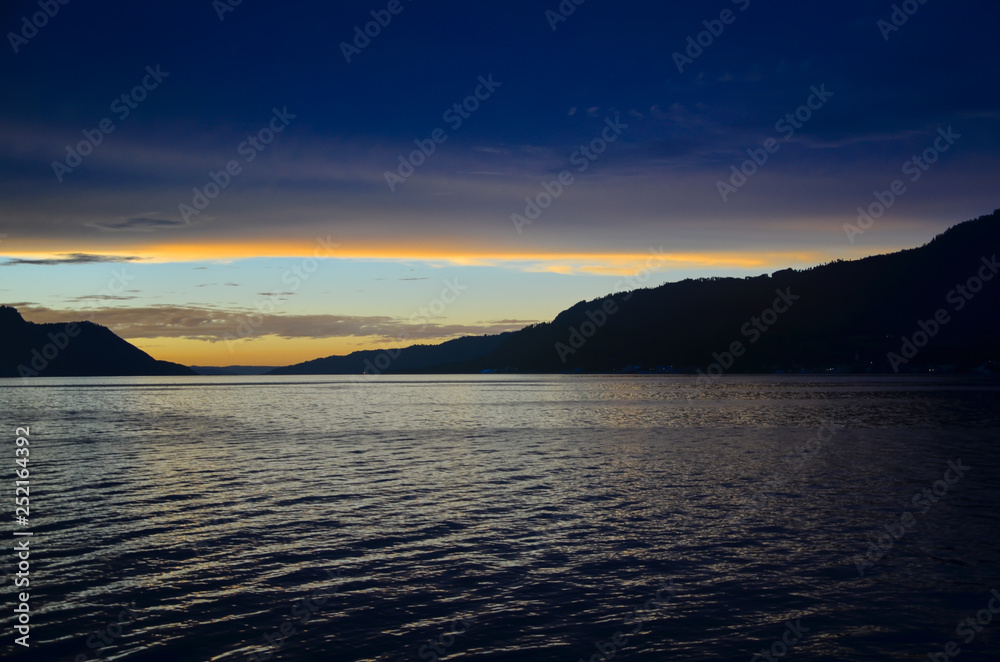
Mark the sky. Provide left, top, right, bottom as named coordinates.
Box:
left=1, top=0, right=998, bottom=366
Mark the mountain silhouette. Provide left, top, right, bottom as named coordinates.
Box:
left=0, top=307, right=195, bottom=377
left=269, top=333, right=512, bottom=375
left=274, top=209, right=1000, bottom=375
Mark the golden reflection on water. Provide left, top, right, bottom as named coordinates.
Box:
left=0, top=375, right=997, bottom=660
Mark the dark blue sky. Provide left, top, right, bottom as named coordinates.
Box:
left=5, top=1, right=998, bottom=145
left=3, top=1, right=998, bottom=224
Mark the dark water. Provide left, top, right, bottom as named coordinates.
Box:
left=1, top=375, right=999, bottom=661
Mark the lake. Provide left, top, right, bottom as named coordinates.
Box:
left=1, top=375, right=998, bottom=661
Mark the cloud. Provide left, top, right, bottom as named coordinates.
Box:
left=12, top=305, right=536, bottom=343
left=479, top=319, right=538, bottom=325
left=86, top=217, right=188, bottom=232
left=63, top=294, right=140, bottom=302
left=1, top=253, right=144, bottom=267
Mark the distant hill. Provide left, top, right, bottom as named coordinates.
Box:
left=272, top=209, right=1000, bottom=375
left=190, top=366, right=278, bottom=376
left=0, top=307, right=195, bottom=378
left=269, top=333, right=512, bottom=375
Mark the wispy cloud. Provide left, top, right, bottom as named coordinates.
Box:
left=1, top=253, right=144, bottom=267
left=86, top=217, right=188, bottom=232
left=63, top=294, right=140, bottom=302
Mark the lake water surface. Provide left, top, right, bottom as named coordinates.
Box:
left=1, top=375, right=998, bottom=661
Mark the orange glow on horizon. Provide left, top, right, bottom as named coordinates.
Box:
left=0, top=238, right=849, bottom=273
left=133, top=334, right=467, bottom=368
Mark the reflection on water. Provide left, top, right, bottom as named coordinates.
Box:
left=0, top=375, right=998, bottom=660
